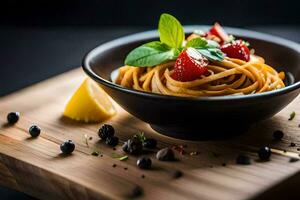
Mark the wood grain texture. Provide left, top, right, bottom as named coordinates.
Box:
left=1, top=68, right=300, bottom=200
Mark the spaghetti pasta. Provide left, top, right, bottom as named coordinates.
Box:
left=115, top=55, right=285, bottom=97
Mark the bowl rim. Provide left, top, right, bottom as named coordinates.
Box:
left=82, top=26, right=300, bottom=102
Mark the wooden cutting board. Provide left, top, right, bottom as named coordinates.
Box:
left=1, top=68, right=300, bottom=200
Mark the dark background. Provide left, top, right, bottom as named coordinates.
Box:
left=0, top=0, right=299, bottom=199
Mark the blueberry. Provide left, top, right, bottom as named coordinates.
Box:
left=98, top=124, right=114, bottom=140
left=137, top=157, right=152, bottom=169
left=60, top=140, right=75, bottom=154
left=7, top=112, right=20, bottom=124
left=105, top=136, right=119, bottom=147
left=172, top=170, right=183, bottom=178
left=273, top=130, right=284, bottom=140
left=130, top=186, right=143, bottom=198
left=143, top=138, right=157, bottom=149
left=290, top=142, right=296, bottom=147
left=123, top=138, right=143, bottom=155
left=29, top=125, right=41, bottom=137
left=258, top=146, right=271, bottom=160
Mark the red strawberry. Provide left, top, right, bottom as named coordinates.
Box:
left=207, top=22, right=229, bottom=43
left=220, top=40, right=250, bottom=62
left=171, top=48, right=209, bottom=82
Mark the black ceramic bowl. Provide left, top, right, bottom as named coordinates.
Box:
left=83, top=26, right=300, bottom=140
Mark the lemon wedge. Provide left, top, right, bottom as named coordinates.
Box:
left=64, top=78, right=116, bottom=122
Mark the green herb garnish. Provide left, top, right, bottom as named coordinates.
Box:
left=118, top=155, right=129, bottom=161
left=91, top=151, right=100, bottom=156
left=83, top=134, right=89, bottom=147
left=134, top=131, right=146, bottom=143
left=124, top=41, right=179, bottom=67
left=124, top=13, right=224, bottom=67
left=112, top=153, right=129, bottom=161
left=289, top=111, right=296, bottom=120
left=158, top=13, right=185, bottom=49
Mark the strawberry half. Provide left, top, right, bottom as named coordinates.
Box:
left=220, top=40, right=250, bottom=62
left=207, top=22, right=229, bottom=43
left=171, top=48, right=209, bottom=82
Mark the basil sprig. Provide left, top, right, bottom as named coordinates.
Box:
left=124, top=41, right=180, bottom=67
left=186, top=38, right=224, bottom=61
left=125, top=13, right=224, bottom=67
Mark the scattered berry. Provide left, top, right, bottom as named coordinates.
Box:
left=60, top=140, right=75, bottom=154
left=105, top=136, right=119, bottom=147
left=143, top=138, right=157, bottom=149
left=289, top=157, right=299, bottom=163
left=221, top=40, right=250, bottom=62
left=172, top=170, right=183, bottom=178
left=171, top=47, right=209, bottom=82
left=273, top=130, right=284, bottom=140
left=123, top=138, right=143, bottom=155
left=258, top=146, right=271, bottom=160
left=98, top=124, right=114, bottom=140
left=207, top=22, right=229, bottom=43
left=156, top=147, right=175, bottom=161
left=137, top=157, right=152, bottom=169
left=236, top=154, right=251, bottom=165
left=290, top=142, right=296, bottom=147
left=173, top=145, right=186, bottom=155
left=29, top=125, right=41, bottom=137
left=130, top=186, right=143, bottom=198
left=7, top=112, right=20, bottom=124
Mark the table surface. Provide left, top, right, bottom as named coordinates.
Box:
left=0, top=26, right=299, bottom=200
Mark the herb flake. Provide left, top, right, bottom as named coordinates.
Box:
left=289, top=111, right=296, bottom=120
left=112, top=153, right=129, bottom=161
left=134, top=131, right=147, bottom=143
left=83, top=134, right=89, bottom=147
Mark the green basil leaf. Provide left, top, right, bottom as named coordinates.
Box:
left=124, top=41, right=178, bottom=67
left=196, top=48, right=224, bottom=61
left=158, top=13, right=184, bottom=48
left=186, top=38, right=207, bottom=48
left=206, top=40, right=220, bottom=48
